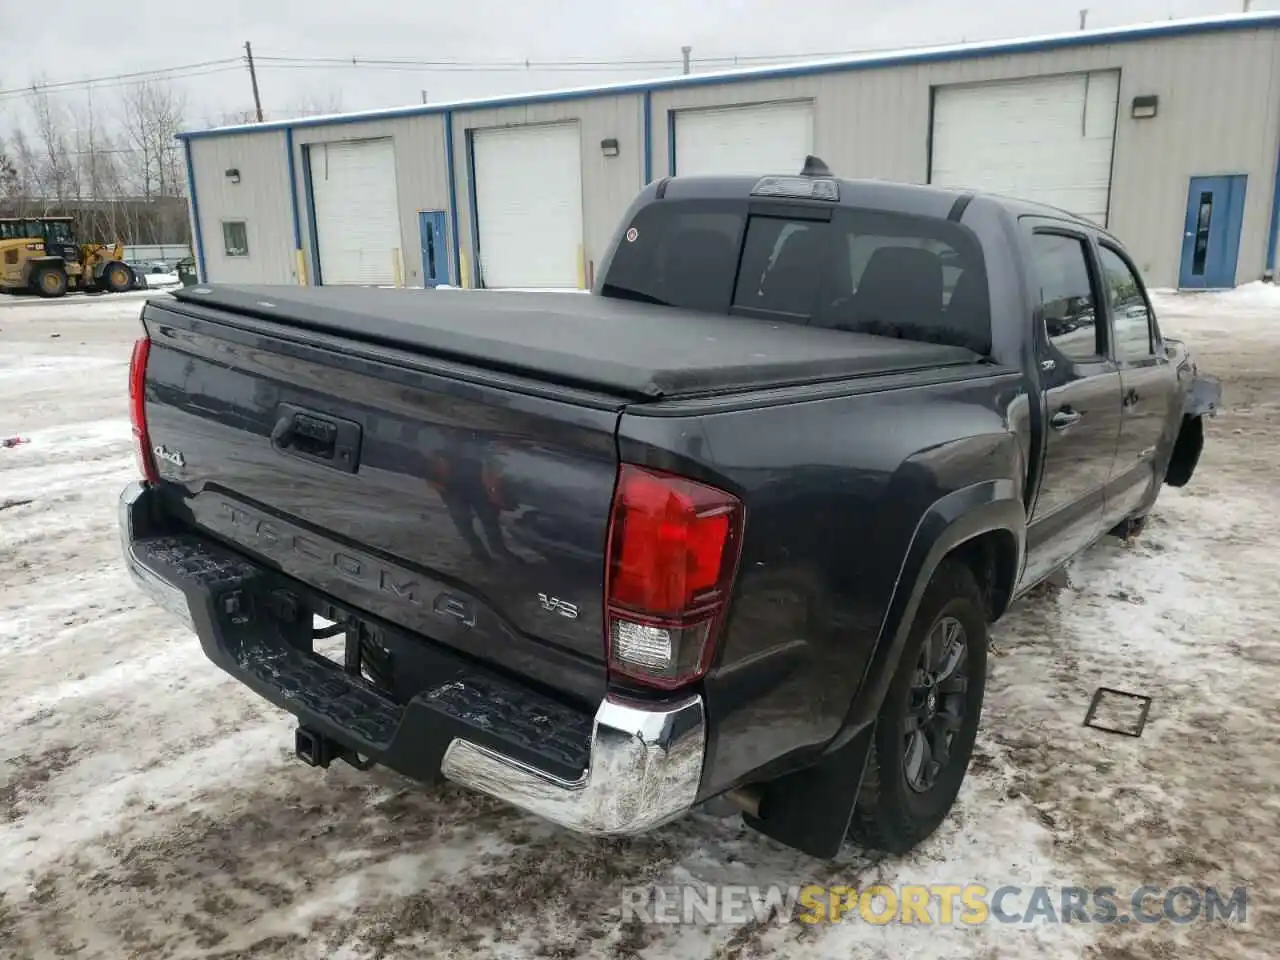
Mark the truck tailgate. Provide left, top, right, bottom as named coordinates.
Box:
left=141, top=300, right=621, bottom=704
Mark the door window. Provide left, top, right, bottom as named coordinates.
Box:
left=1192, top=191, right=1213, bottom=276
left=1098, top=245, right=1155, bottom=361
left=424, top=224, right=437, bottom=275
left=1030, top=233, right=1101, bottom=362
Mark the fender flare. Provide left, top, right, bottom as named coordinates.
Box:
left=833, top=478, right=1025, bottom=746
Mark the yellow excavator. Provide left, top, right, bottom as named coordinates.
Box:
left=0, top=216, right=135, bottom=298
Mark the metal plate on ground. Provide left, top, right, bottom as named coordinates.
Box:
left=1084, top=687, right=1153, bottom=738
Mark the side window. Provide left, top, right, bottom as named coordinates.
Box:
left=731, top=217, right=826, bottom=319
left=1030, top=233, right=1102, bottom=363
left=1098, top=245, right=1155, bottom=361
left=222, top=220, right=249, bottom=258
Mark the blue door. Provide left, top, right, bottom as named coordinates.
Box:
left=1179, top=175, right=1247, bottom=289
left=418, top=210, right=450, bottom=287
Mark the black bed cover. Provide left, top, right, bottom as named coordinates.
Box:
left=167, top=284, right=981, bottom=401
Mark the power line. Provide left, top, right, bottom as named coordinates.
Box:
left=0, top=62, right=243, bottom=102
left=0, top=58, right=241, bottom=99
left=0, top=21, right=1102, bottom=108
left=248, top=37, right=985, bottom=73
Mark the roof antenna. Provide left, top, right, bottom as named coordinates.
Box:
left=800, top=155, right=832, bottom=177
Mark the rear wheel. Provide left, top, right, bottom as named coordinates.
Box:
left=849, top=559, right=988, bottom=853
left=103, top=262, right=133, bottom=293
left=34, top=265, right=68, bottom=298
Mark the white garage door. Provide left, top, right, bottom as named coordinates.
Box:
left=675, top=101, right=815, bottom=177
left=931, top=72, right=1120, bottom=225
left=310, top=138, right=401, bottom=286
left=473, top=123, right=583, bottom=289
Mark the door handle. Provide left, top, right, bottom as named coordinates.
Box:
left=1051, top=409, right=1083, bottom=431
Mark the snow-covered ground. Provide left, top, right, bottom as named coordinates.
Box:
left=1, top=287, right=1277, bottom=959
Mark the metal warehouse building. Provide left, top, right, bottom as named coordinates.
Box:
left=180, top=12, right=1280, bottom=293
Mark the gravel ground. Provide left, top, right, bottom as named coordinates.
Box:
left=0, top=286, right=1276, bottom=959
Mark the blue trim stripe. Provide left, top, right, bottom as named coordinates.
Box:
left=183, top=138, right=206, bottom=281
left=285, top=127, right=302, bottom=253
left=642, top=92, right=652, bottom=184
left=301, top=144, right=323, bottom=285
left=445, top=110, right=462, bottom=285
left=176, top=14, right=1280, bottom=141
left=1268, top=130, right=1280, bottom=275
left=666, top=109, right=676, bottom=176
left=465, top=129, right=482, bottom=287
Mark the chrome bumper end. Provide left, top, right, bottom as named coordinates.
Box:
left=441, top=693, right=705, bottom=836
left=118, top=481, right=194, bottom=631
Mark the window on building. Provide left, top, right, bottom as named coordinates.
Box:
left=1030, top=233, right=1102, bottom=363
left=222, top=220, right=249, bottom=258
left=1098, top=244, right=1155, bottom=361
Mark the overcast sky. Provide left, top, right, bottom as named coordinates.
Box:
left=0, top=0, right=1271, bottom=133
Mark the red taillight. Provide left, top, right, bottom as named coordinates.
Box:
left=129, top=336, right=158, bottom=484
left=605, top=464, right=744, bottom=689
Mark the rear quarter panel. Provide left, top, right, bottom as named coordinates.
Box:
left=619, top=370, right=1031, bottom=796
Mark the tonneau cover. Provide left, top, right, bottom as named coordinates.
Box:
left=169, top=284, right=981, bottom=400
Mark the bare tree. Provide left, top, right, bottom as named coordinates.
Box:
left=29, top=89, right=75, bottom=206
left=118, top=80, right=188, bottom=201
left=68, top=91, right=128, bottom=240
left=8, top=127, right=40, bottom=215
left=285, top=90, right=345, bottom=118
left=208, top=108, right=259, bottom=127
left=0, top=138, right=19, bottom=202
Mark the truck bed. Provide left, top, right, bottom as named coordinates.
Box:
left=170, top=284, right=982, bottom=401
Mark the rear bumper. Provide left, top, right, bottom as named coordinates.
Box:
left=118, top=481, right=704, bottom=836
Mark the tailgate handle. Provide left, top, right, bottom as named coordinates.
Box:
left=271, top=404, right=362, bottom=474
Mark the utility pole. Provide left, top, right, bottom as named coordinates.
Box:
left=1079, top=9, right=1088, bottom=30
left=421, top=89, right=428, bottom=104
left=245, top=41, right=264, bottom=122
left=681, top=45, right=692, bottom=75
left=1244, top=0, right=1253, bottom=11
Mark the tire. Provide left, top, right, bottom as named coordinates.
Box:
left=848, top=559, right=988, bottom=854
left=34, top=265, right=68, bottom=299
left=102, top=262, right=133, bottom=293
left=1107, top=514, right=1147, bottom=539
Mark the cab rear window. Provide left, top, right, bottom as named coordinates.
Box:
left=601, top=199, right=991, bottom=355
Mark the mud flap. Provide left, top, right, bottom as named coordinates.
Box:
left=742, top=724, right=875, bottom=859
left=1185, top=374, right=1222, bottom=418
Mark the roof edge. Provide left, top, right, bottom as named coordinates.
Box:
left=178, top=11, right=1280, bottom=141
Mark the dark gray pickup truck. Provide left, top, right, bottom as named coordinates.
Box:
left=119, top=161, right=1219, bottom=859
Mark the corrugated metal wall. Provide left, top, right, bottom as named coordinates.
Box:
left=186, top=25, right=1280, bottom=290
left=650, top=27, right=1280, bottom=287
left=189, top=131, right=295, bottom=284
left=450, top=95, right=644, bottom=287
left=290, top=115, right=451, bottom=286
